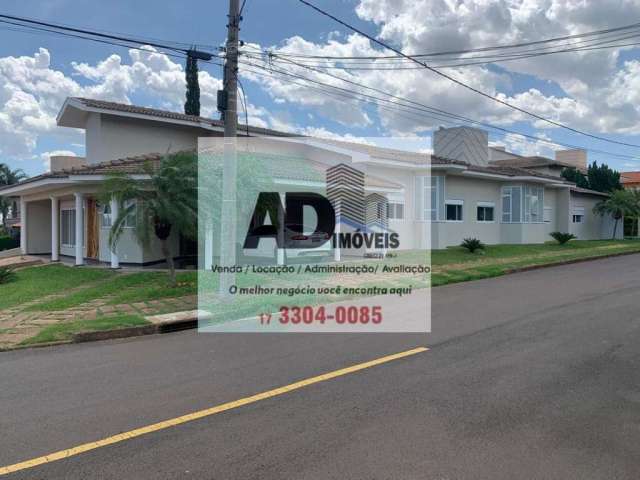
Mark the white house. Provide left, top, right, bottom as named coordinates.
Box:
left=0, top=98, right=619, bottom=267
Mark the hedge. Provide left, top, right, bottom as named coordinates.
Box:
left=0, top=236, right=19, bottom=251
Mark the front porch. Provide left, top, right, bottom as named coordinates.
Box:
left=19, top=193, right=122, bottom=268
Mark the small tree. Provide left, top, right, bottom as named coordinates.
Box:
left=184, top=53, right=201, bottom=116
left=101, top=153, right=197, bottom=286
left=593, top=189, right=639, bottom=240
left=587, top=161, right=621, bottom=193
left=561, top=167, right=589, bottom=189
left=0, top=164, right=27, bottom=228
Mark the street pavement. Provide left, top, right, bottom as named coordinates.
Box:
left=2, top=254, right=640, bottom=479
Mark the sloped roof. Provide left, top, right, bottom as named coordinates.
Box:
left=68, top=97, right=295, bottom=138
left=570, top=186, right=610, bottom=197
left=0, top=153, right=163, bottom=192
left=621, top=171, right=640, bottom=184
left=490, top=156, right=573, bottom=169
left=0, top=150, right=404, bottom=192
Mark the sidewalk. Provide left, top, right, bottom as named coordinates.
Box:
left=0, top=286, right=196, bottom=348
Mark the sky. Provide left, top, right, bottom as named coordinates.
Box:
left=2, top=0, right=640, bottom=176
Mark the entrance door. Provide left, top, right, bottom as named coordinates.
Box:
left=86, top=198, right=99, bottom=259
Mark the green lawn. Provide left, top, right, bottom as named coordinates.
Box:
left=428, top=239, right=640, bottom=286
left=19, top=314, right=149, bottom=345
left=0, top=264, right=113, bottom=310
left=27, top=271, right=197, bottom=311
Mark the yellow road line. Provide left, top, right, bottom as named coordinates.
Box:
left=0, top=346, right=428, bottom=476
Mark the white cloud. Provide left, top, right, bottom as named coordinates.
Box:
left=0, top=46, right=223, bottom=168
left=244, top=0, right=640, bottom=140
left=490, top=132, right=558, bottom=157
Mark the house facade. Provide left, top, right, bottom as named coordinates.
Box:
left=0, top=97, right=619, bottom=267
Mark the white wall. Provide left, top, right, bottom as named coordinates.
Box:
left=98, top=217, right=180, bottom=265
left=26, top=200, right=51, bottom=254
left=570, top=192, right=620, bottom=240
left=86, top=113, right=215, bottom=164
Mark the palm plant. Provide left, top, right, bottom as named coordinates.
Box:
left=549, top=231, right=576, bottom=245
left=0, top=164, right=27, bottom=228
left=460, top=237, right=485, bottom=253
left=593, top=189, right=640, bottom=240
left=100, top=152, right=197, bottom=286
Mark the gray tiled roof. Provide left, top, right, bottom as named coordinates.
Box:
left=490, top=156, right=573, bottom=169
left=71, top=98, right=295, bottom=138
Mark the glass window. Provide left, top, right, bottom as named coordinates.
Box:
left=502, top=190, right=512, bottom=223
left=573, top=214, right=584, bottom=223
left=124, top=200, right=137, bottom=227
left=418, top=176, right=444, bottom=221
left=524, top=186, right=544, bottom=223
left=61, top=209, right=76, bottom=247
left=544, top=207, right=552, bottom=223
left=101, top=203, right=112, bottom=228
left=477, top=206, right=494, bottom=222
left=502, top=186, right=521, bottom=222
left=445, top=201, right=463, bottom=221
left=387, top=202, right=404, bottom=220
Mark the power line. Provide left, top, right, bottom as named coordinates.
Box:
left=243, top=37, right=640, bottom=71
left=0, top=13, right=193, bottom=54
left=256, top=20, right=640, bottom=60
left=0, top=17, right=224, bottom=68
left=245, top=30, right=640, bottom=70
left=295, top=0, right=640, bottom=149
left=238, top=58, right=640, bottom=161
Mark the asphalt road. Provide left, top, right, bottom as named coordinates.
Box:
left=2, top=254, right=640, bottom=479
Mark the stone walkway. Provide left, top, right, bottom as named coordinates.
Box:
left=0, top=283, right=197, bottom=348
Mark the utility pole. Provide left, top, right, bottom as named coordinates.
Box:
left=218, top=0, right=241, bottom=295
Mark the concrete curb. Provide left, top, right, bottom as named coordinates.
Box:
left=73, top=325, right=158, bottom=343
left=503, top=249, right=640, bottom=275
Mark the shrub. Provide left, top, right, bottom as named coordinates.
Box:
left=0, top=266, right=15, bottom=284
left=550, top=231, right=576, bottom=245
left=461, top=238, right=485, bottom=253
left=0, top=235, right=19, bottom=251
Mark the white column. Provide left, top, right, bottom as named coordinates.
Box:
left=74, top=193, right=84, bottom=266
left=50, top=196, right=59, bottom=261
left=204, top=220, right=213, bottom=271
left=334, top=200, right=341, bottom=262
left=276, top=192, right=285, bottom=265
left=19, top=197, right=27, bottom=255
left=109, top=197, right=120, bottom=269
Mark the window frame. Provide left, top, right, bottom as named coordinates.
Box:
left=101, top=203, right=112, bottom=228
left=418, top=175, right=445, bottom=222
left=60, top=208, right=76, bottom=248
left=386, top=201, right=405, bottom=220
left=445, top=199, right=464, bottom=222
left=524, top=185, right=544, bottom=223
left=501, top=186, right=522, bottom=223
left=572, top=205, right=585, bottom=224
left=476, top=202, right=495, bottom=223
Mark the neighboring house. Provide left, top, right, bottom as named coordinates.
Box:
left=0, top=97, right=620, bottom=267
left=621, top=171, right=640, bottom=190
